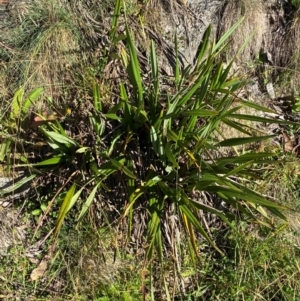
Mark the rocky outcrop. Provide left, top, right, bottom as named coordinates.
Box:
left=150, top=0, right=299, bottom=88
left=145, top=0, right=223, bottom=74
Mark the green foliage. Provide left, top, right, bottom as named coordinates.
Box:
left=1, top=220, right=300, bottom=300
left=0, top=87, right=43, bottom=198
left=1, top=0, right=300, bottom=300
left=0, top=86, right=43, bottom=161
left=291, top=0, right=300, bottom=8
left=189, top=225, right=300, bottom=300
left=0, top=0, right=116, bottom=100
left=6, top=16, right=290, bottom=262
left=111, top=18, right=288, bottom=261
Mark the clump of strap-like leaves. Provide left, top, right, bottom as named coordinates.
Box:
left=1, top=2, right=291, bottom=274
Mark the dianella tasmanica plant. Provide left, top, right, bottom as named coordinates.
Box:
left=9, top=14, right=290, bottom=267
left=92, top=16, right=290, bottom=265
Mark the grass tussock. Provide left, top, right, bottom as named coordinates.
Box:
left=218, top=0, right=267, bottom=64
left=281, top=9, right=300, bottom=92
left=1, top=0, right=114, bottom=106
left=219, top=1, right=300, bottom=95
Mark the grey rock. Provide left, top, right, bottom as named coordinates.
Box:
left=266, top=82, right=276, bottom=99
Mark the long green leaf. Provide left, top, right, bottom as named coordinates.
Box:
left=205, top=186, right=286, bottom=210
left=222, top=161, right=255, bottom=178
left=0, top=174, right=36, bottom=195
left=10, top=88, right=24, bottom=121
left=54, top=183, right=76, bottom=239
left=40, top=129, right=78, bottom=147
left=216, top=152, right=276, bottom=165
left=227, top=180, right=288, bottom=219
left=165, top=143, right=178, bottom=167
left=218, top=135, right=276, bottom=147
left=124, top=176, right=161, bottom=218
left=210, top=61, right=224, bottom=89
left=241, top=100, right=277, bottom=113
left=120, top=83, right=129, bottom=101
left=110, top=158, right=137, bottom=179
left=147, top=192, right=164, bottom=261
left=107, top=133, right=122, bottom=157
left=67, top=186, right=84, bottom=213
left=164, top=76, right=206, bottom=133
left=179, top=202, right=223, bottom=254
left=220, top=78, right=246, bottom=92
left=195, top=25, right=211, bottom=68
left=183, top=109, right=219, bottom=117
left=229, top=113, right=297, bottom=125
left=150, top=40, right=159, bottom=113
left=93, top=83, right=102, bottom=111
left=212, top=17, right=244, bottom=53
left=104, top=113, right=122, bottom=121
left=23, top=87, right=44, bottom=115
left=125, top=25, right=143, bottom=107
left=0, top=139, right=11, bottom=162
left=193, top=201, right=234, bottom=229
left=77, top=182, right=101, bottom=221
left=218, top=61, right=234, bottom=88
left=221, top=118, right=252, bottom=136
left=109, top=0, right=122, bottom=42
left=150, top=126, right=165, bottom=161
left=33, top=156, right=63, bottom=166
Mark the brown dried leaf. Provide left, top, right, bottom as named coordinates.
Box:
left=30, top=260, right=47, bottom=281
left=293, top=144, right=300, bottom=156
left=283, top=131, right=294, bottom=152
left=285, top=140, right=294, bottom=152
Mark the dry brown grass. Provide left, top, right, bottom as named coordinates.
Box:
left=219, top=1, right=300, bottom=94
left=23, top=26, right=81, bottom=108
left=281, top=9, right=300, bottom=92
left=218, top=0, right=267, bottom=64
left=0, top=0, right=112, bottom=109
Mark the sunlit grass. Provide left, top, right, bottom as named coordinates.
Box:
left=1, top=0, right=300, bottom=300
